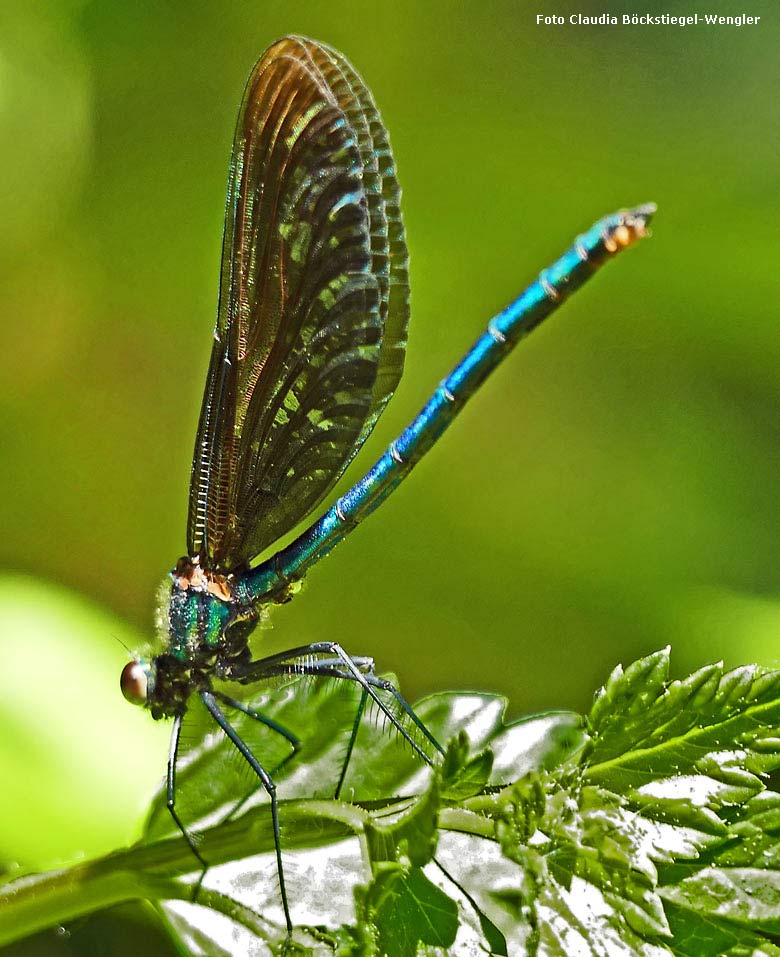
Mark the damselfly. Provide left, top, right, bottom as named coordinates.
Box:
left=119, top=34, right=655, bottom=933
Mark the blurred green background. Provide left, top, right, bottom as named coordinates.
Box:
left=1, top=0, right=778, bottom=950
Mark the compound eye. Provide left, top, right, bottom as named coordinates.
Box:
left=120, top=660, right=148, bottom=706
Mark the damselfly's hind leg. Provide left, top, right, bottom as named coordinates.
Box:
left=336, top=684, right=368, bottom=799
left=229, top=641, right=444, bottom=797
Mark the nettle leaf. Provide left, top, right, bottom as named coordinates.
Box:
left=485, top=649, right=780, bottom=957
left=439, top=731, right=493, bottom=801
left=357, top=865, right=459, bottom=957
left=138, top=682, right=579, bottom=955
left=4, top=651, right=780, bottom=957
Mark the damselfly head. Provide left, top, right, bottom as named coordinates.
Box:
left=120, top=658, right=154, bottom=707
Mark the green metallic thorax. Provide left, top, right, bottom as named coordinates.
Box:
left=167, top=583, right=233, bottom=660
left=147, top=557, right=261, bottom=719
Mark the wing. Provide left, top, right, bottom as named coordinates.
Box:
left=187, top=36, right=410, bottom=572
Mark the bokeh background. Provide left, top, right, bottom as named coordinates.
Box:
left=1, top=0, right=778, bottom=952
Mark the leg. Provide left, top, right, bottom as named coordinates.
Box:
left=239, top=205, right=656, bottom=605
left=167, top=712, right=209, bottom=872
left=261, top=655, right=444, bottom=760
left=212, top=691, right=301, bottom=819
left=231, top=641, right=443, bottom=764
left=200, top=690, right=292, bottom=935
left=243, top=659, right=369, bottom=798
left=334, top=685, right=368, bottom=800
left=212, top=690, right=301, bottom=753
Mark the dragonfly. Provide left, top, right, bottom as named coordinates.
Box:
left=119, top=34, right=655, bottom=934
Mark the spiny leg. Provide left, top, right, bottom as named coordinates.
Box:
left=236, top=657, right=372, bottom=796
left=212, top=691, right=301, bottom=819
left=213, top=690, right=301, bottom=762
left=301, top=662, right=444, bottom=797
left=236, top=642, right=444, bottom=793
left=335, top=685, right=368, bottom=800
left=279, top=657, right=444, bottom=760
left=200, top=690, right=292, bottom=935
left=247, top=661, right=409, bottom=799
left=167, top=712, right=209, bottom=871
left=361, top=670, right=444, bottom=758
left=248, top=646, right=443, bottom=757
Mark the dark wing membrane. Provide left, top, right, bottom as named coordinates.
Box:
left=187, top=36, right=410, bottom=571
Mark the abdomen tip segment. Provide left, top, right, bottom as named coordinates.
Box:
left=604, top=203, right=657, bottom=252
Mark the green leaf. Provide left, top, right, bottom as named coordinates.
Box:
left=0, top=575, right=169, bottom=866
left=661, top=867, right=780, bottom=932
left=438, top=731, right=492, bottom=801
left=358, top=865, right=459, bottom=957
left=6, top=649, right=780, bottom=956
left=496, top=650, right=780, bottom=957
